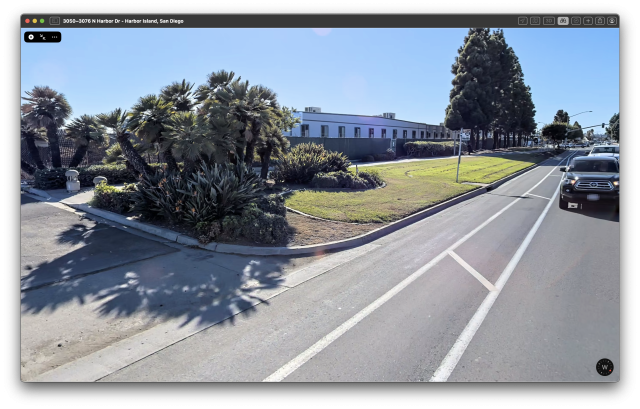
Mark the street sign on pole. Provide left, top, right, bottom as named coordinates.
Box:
left=456, top=128, right=463, bottom=183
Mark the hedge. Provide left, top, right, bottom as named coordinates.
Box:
left=33, top=163, right=167, bottom=190
left=403, top=141, right=468, bottom=157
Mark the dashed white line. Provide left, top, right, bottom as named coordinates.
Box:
left=447, top=250, right=497, bottom=292
left=525, top=193, right=551, bottom=200
left=264, top=152, right=576, bottom=382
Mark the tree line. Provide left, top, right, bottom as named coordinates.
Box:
left=444, top=28, right=536, bottom=153
left=21, top=70, right=301, bottom=179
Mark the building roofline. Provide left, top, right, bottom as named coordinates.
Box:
left=294, top=111, right=447, bottom=127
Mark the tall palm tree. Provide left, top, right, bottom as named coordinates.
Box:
left=20, top=116, right=47, bottom=171
left=160, top=79, right=197, bottom=112
left=21, top=86, right=72, bottom=168
left=128, top=95, right=178, bottom=172
left=97, top=108, right=152, bottom=175
left=65, top=115, right=108, bottom=168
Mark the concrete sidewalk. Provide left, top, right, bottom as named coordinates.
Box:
left=20, top=193, right=322, bottom=381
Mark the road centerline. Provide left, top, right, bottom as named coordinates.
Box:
left=447, top=250, right=497, bottom=292
left=263, top=152, right=576, bottom=382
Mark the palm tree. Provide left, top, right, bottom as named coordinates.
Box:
left=21, top=117, right=47, bottom=171
left=161, top=112, right=215, bottom=176
left=160, top=79, right=197, bottom=112
left=21, top=86, right=72, bottom=168
left=65, top=115, right=108, bottom=168
left=97, top=108, right=152, bottom=175
left=128, top=95, right=178, bottom=172
left=246, top=85, right=282, bottom=167
left=256, top=125, right=290, bottom=179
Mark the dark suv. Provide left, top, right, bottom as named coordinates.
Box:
left=559, top=156, right=619, bottom=211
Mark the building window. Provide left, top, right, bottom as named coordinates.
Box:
left=381, top=128, right=386, bottom=138
left=421, top=131, right=425, bottom=139
left=441, top=132, right=444, bottom=138
left=369, top=128, right=374, bottom=138
left=339, top=126, right=345, bottom=138
left=301, top=124, right=309, bottom=137
left=321, top=125, right=329, bottom=137
left=354, top=127, right=361, bottom=138
left=403, top=130, right=407, bottom=139
left=393, top=129, right=398, bottom=139
left=412, top=130, right=417, bottom=139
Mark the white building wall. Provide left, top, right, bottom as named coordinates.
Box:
left=287, top=112, right=446, bottom=139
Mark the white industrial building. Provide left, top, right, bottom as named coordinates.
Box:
left=283, top=107, right=456, bottom=140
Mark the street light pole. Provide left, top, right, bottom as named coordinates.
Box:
left=564, top=110, right=592, bottom=146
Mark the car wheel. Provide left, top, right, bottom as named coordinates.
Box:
left=558, top=195, right=568, bottom=210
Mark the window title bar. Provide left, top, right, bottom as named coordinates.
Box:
left=20, top=14, right=620, bottom=29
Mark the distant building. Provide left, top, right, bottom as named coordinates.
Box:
left=283, top=107, right=455, bottom=140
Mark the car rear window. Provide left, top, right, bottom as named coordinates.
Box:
left=570, top=160, right=618, bottom=173
left=592, top=147, right=619, bottom=153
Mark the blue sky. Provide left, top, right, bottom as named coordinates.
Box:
left=21, top=27, right=619, bottom=131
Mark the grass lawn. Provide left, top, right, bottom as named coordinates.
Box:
left=285, top=153, right=550, bottom=223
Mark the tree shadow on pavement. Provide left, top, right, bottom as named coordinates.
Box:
left=21, top=221, right=296, bottom=329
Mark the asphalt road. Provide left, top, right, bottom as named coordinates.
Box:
left=97, top=149, right=619, bottom=382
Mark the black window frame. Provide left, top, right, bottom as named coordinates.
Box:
left=338, top=126, right=346, bottom=138
left=369, top=128, right=375, bottom=138
left=354, top=127, right=361, bottom=138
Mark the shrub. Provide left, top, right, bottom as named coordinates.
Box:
left=219, top=204, right=289, bottom=245
left=403, top=141, right=467, bottom=157
left=89, top=181, right=135, bottom=214
left=257, top=194, right=287, bottom=217
left=361, top=155, right=375, bottom=163
left=311, top=170, right=383, bottom=189
left=132, top=162, right=264, bottom=226
left=271, top=143, right=351, bottom=184
left=33, top=163, right=169, bottom=190
left=357, top=169, right=385, bottom=187
left=374, top=148, right=396, bottom=161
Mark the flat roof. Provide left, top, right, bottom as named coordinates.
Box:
left=296, top=111, right=446, bottom=127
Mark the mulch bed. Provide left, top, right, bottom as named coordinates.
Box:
left=123, top=209, right=382, bottom=248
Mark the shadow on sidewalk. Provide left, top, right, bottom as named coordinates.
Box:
left=21, top=221, right=298, bottom=329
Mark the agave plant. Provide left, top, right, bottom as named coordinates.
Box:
left=21, top=86, right=72, bottom=168
left=65, top=114, right=108, bottom=168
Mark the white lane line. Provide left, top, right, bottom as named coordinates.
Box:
left=429, top=170, right=567, bottom=382
left=447, top=251, right=497, bottom=292
left=263, top=152, right=576, bottom=382
left=525, top=193, right=551, bottom=200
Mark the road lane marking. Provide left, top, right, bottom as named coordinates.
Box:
left=447, top=251, right=497, bottom=292
left=429, top=159, right=572, bottom=382
left=263, top=151, right=577, bottom=382
left=525, top=193, right=551, bottom=200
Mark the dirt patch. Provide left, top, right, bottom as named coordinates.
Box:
left=286, top=211, right=382, bottom=247
left=125, top=210, right=381, bottom=248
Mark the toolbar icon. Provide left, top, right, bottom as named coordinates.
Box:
left=543, top=16, right=555, bottom=25
left=595, top=16, right=605, bottom=25
left=558, top=17, right=569, bottom=25
left=518, top=16, right=528, bottom=25
left=607, top=17, right=617, bottom=25
left=50, top=16, right=60, bottom=25
left=571, top=17, right=581, bottom=25
left=583, top=16, right=593, bottom=25
left=530, top=16, right=540, bottom=25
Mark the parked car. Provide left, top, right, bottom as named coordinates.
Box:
left=558, top=156, right=619, bottom=211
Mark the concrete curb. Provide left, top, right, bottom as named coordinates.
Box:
left=27, top=187, right=52, bottom=200
left=53, top=157, right=547, bottom=257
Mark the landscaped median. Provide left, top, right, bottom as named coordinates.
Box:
left=24, top=151, right=554, bottom=256
left=285, top=153, right=552, bottom=224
